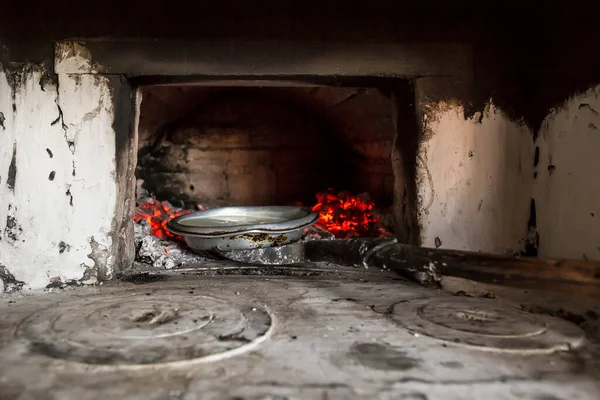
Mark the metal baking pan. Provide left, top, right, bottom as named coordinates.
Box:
left=166, top=206, right=318, bottom=252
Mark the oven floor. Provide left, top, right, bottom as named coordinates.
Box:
left=0, top=263, right=599, bottom=399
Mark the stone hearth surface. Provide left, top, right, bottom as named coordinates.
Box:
left=0, top=262, right=599, bottom=399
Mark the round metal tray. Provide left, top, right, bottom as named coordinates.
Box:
left=166, top=206, right=318, bottom=252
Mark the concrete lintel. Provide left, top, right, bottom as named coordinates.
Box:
left=55, top=40, right=473, bottom=78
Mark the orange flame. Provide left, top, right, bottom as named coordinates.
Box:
left=311, top=190, right=388, bottom=238
left=133, top=200, right=192, bottom=240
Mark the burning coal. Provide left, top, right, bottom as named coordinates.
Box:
left=311, top=190, right=391, bottom=239
left=133, top=200, right=192, bottom=240
left=134, top=191, right=391, bottom=242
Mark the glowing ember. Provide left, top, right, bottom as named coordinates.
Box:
left=311, top=190, right=389, bottom=238
left=133, top=200, right=192, bottom=240
left=135, top=192, right=391, bottom=241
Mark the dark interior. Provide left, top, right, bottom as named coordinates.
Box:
left=136, top=84, right=399, bottom=210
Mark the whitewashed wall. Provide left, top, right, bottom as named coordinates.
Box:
left=534, top=85, right=600, bottom=260
left=0, top=65, right=118, bottom=290
left=416, top=101, right=534, bottom=254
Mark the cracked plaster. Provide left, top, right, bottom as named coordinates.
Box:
left=0, top=62, right=118, bottom=289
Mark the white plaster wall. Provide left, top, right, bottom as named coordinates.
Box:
left=0, top=67, right=117, bottom=289
left=535, top=86, right=600, bottom=260
left=417, top=102, right=534, bottom=254
left=0, top=69, right=15, bottom=249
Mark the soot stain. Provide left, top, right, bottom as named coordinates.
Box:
left=523, top=198, right=539, bottom=256
left=0, top=263, right=25, bottom=292
left=58, top=241, right=70, bottom=254
left=7, top=143, right=17, bottom=190
left=440, top=361, right=464, bottom=369
left=118, top=272, right=169, bottom=284
left=4, top=214, right=23, bottom=242
left=349, top=343, right=420, bottom=371
left=520, top=304, right=587, bottom=326
left=578, top=103, right=599, bottom=115
left=533, top=146, right=540, bottom=167
left=65, top=186, right=73, bottom=206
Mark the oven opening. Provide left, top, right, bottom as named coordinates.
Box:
left=137, top=85, right=395, bottom=210
left=132, top=81, right=413, bottom=268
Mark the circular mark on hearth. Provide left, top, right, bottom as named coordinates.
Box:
left=16, top=292, right=272, bottom=366
left=390, top=297, right=585, bottom=353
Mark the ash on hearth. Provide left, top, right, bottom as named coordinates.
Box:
left=132, top=187, right=394, bottom=269
left=133, top=201, right=213, bottom=270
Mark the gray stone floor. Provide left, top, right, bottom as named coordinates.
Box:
left=1, top=262, right=599, bottom=399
